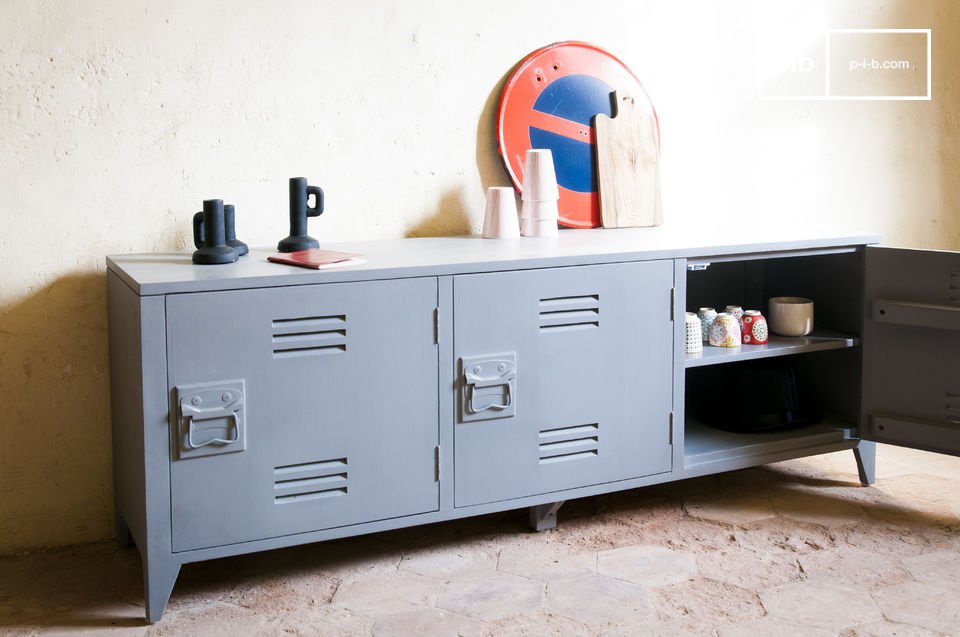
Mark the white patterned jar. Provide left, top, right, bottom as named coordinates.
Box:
left=685, top=312, right=703, bottom=354
left=741, top=310, right=769, bottom=345
left=697, top=307, right=717, bottom=342
left=709, top=312, right=741, bottom=347
left=724, top=305, right=744, bottom=327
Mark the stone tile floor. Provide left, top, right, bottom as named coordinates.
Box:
left=1, top=444, right=959, bottom=636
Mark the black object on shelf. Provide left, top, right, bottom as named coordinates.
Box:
left=223, top=204, right=249, bottom=256
left=688, top=361, right=822, bottom=433
left=277, top=177, right=325, bottom=253
left=192, top=199, right=240, bottom=265
left=193, top=203, right=248, bottom=256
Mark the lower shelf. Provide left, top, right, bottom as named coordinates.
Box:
left=683, top=419, right=857, bottom=472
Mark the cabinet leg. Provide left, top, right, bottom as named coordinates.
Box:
left=143, top=557, right=181, bottom=624
left=528, top=501, right=565, bottom=531
left=853, top=441, right=877, bottom=486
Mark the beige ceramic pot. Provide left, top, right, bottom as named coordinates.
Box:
left=768, top=297, right=814, bottom=336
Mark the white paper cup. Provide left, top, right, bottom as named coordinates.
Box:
left=482, top=187, right=520, bottom=239
left=768, top=297, right=814, bottom=336
left=521, top=218, right=559, bottom=237
left=520, top=199, right=559, bottom=221
left=521, top=149, right=560, bottom=201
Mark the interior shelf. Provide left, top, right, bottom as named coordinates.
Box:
left=685, top=331, right=859, bottom=368
left=683, top=419, right=856, bottom=469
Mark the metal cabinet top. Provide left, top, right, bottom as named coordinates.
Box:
left=107, top=227, right=879, bottom=296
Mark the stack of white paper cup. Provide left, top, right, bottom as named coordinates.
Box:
left=481, top=187, right=521, bottom=239
left=520, top=149, right=559, bottom=237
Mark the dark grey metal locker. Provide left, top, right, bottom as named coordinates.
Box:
left=165, top=277, right=439, bottom=552
left=862, top=246, right=960, bottom=455
left=452, top=261, right=675, bottom=507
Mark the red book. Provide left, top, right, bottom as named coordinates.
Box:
left=267, top=249, right=365, bottom=270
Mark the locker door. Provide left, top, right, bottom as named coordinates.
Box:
left=453, top=261, right=674, bottom=508
left=862, top=246, right=960, bottom=455
left=166, top=278, right=438, bottom=552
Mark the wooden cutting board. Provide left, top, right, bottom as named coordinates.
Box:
left=594, top=90, right=662, bottom=228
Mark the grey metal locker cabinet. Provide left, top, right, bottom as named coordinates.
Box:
left=453, top=261, right=674, bottom=507
left=862, top=246, right=960, bottom=455
left=165, top=278, right=439, bottom=551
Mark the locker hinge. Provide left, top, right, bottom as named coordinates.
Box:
left=434, top=446, right=440, bottom=482
left=433, top=307, right=439, bottom=345
left=669, top=411, right=674, bottom=444
left=670, top=288, right=676, bottom=321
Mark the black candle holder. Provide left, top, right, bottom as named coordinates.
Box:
left=192, top=199, right=239, bottom=265
left=223, top=204, right=249, bottom=256
left=193, top=203, right=248, bottom=257
left=277, top=177, right=324, bottom=253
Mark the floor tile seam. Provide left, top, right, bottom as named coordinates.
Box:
left=869, top=599, right=936, bottom=633
left=331, top=583, right=443, bottom=612
left=870, top=577, right=957, bottom=600
left=761, top=584, right=887, bottom=629
left=598, top=569, right=697, bottom=589
left=769, top=501, right=869, bottom=522
left=368, top=604, right=485, bottom=628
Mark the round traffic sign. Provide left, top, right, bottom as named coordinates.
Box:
left=497, top=42, right=656, bottom=228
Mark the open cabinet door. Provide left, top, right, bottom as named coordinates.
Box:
left=862, top=246, right=960, bottom=455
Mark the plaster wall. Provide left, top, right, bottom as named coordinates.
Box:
left=0, top=0, right=957, bottom=553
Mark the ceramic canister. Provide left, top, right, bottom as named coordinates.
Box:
left=685, top=312, right=703, bottom=354
left=709, top=312, right=741, bottom=347
left=741, top=310, right=769, bottom=345
left=768, top=296, right=814, bottom=336
left=724, top=305, right=744, bottom=327
left=697, top=307, right=717, bottom=342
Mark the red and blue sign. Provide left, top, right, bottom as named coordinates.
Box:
left=497, top=42, right=656, bottom=228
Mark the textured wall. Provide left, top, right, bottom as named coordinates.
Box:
left=0, top=0, right=958, bottom=553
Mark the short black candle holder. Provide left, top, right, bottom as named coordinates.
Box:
left=223, top=204, right=249, bottom=256
left=192, top=199, right=239, bottom=265
left=193, top=203, right=248, bottom=257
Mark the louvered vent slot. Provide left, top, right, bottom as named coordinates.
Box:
left=946, top=392, right=960, bottom=424
left=538, top=423, right=599, bottom=464
left=274, top=458, right=348, bottom=503
left=272, top=314, right=347, bottom=358
left=950, top=273, right=960, bottom=304
left=539, top=295, right=600, bottom=332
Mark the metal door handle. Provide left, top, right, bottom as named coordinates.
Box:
left=467, top=382, right=513, bottom=413
left=180, top=397, right=243, bottom=449
left=460, top=354, right=517, bottom=422
left=175, top=380, right=246, bottom=459
left=186, top=412, right=241, bottom=448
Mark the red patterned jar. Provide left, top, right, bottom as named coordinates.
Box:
left=741, top=310, right=769, bottom=345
